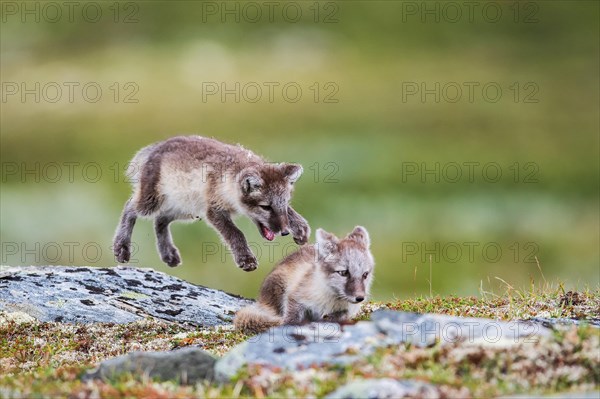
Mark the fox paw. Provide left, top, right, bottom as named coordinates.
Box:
left=160, top=246, right=182, bottom=267
left=236, top=253, right=258, bottom=272
left=114, top=241, right=131, bottom=264
left=292, top=222, right=311, bottom=246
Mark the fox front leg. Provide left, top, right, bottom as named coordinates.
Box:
left=287, top=206, right=310, bottom=245
left=283, top=299, right=311, bottom=325
left=323, top=310, right=350, bottom=323
left=206, top=208, right=258, bottom=271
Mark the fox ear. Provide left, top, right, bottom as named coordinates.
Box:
left=281, top=163, right=303, bottom=184
left=240, top=169, right=263, bottom=194
left=316, top=228, right=339, bottom=259
left=348, top=226, right=370, bottom=248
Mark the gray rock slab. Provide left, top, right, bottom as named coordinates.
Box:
left=502, top=391, right=600, bottom=398
left=215, top=321, right=383, bottom=381
left=526, top=317, right=600, bottom=330
left=326, top=379, right=440, bottom=399
left=372, top=310, right=548, bottom=347
left=0, top=266, right=252, bottom=326
left=215, top=310, right=550, bottom=381
left=83, top=347, right=216, bottom=384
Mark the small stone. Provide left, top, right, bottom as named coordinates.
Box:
left=527, top=317, right=600, bottom=330
left=83, top=347, right=216, bottom=385
left=326, top=378, right=440, bottom=399
left=500, top=391, right=600, bottom=398
left=0, top=311, right=36, bottom=325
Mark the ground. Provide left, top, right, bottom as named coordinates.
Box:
left=1, top=288, right=598, bottom=398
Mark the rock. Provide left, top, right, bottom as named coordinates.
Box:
left=83, top=347, right=216, bottom=384
left=0, top=310, right=36, bottom=325
left=527, top=317, right=600, bottom=330
left=0, top=266, right=252, bottom=326
left=215, top=310, right=550, bottom=381
left=372, top=311, right=547, bottom=347
left=214, top=321, right=379, bottom=381
left=326, top=379, right=439, bottom=399
left=501, top=391, right=600, bottom=398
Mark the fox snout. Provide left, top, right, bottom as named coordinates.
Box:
left=279, top=214, right=290, bottom=236
left=269, top=209, right=290, bottom=236
left=351, top=292, right=366, bottom=303
left=346, top=278, right=367, bottom=303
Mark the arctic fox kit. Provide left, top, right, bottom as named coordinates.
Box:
left=234, top=226, right=374, bottom=333
left=113, top=135, right=310, bottom=271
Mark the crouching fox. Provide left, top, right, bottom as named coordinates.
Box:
left=113, top=135, right=310, bottom=271
left=234, top=226, right=374, bottom=333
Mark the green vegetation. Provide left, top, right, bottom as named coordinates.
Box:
left=1, top=2, right=598, bottom=298
left=1, top=2, right=598, bottom=396
left=1, top=289, right=598, bottom=398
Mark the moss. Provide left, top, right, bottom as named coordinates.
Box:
left=1, top=289, right=598, bottom=398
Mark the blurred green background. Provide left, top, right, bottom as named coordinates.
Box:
left=1, top=1, right=598, bottom=300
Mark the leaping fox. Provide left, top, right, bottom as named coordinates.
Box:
left=113, top=135, right=310, bottom=270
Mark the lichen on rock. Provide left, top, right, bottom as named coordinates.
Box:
left=0, top=266, right=252, bottom=327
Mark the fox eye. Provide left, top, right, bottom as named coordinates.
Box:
left=336, top=270, right=349, bottom=277
left=259, top=205, right=272, bottom=211
left=362, top=272, right=369, bottom=279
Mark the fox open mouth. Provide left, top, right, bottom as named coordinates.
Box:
left=258, top=223, right=275, bottom=241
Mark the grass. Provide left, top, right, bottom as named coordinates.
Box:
left=1, top=2, right=598, bottom=300
left=1, top=287, right=598, bottom=398
left=360, top=286, right=600, bottom=322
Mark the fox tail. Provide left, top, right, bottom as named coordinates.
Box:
left=233, top=303, right=283, bottom=334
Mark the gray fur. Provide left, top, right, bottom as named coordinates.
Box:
left=113, top=198, right=137, bottom=263
left=234, top=226, right=375, bottom=333
left=112, top=135, right=310, bottom=269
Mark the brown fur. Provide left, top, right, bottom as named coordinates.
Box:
left=234, top=227, right=375, bottom=333
left=113, top=135, right=310, bottom=270
left=233, top=303, right=282, bottom=334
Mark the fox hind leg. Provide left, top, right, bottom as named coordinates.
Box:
left=113, top=198, right=137, bottom=263
left=155, top=215, right=182, bottom=267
